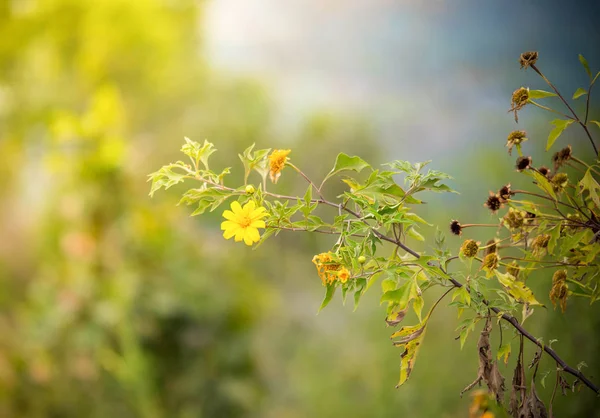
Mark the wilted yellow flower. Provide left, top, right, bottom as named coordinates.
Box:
left=221, top=200, right=267, bottom=246
left=268, top=149, right=291, bottom=183
left=312, top=252, right=351, bottom=285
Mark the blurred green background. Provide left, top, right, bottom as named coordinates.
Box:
left=1, top=0, right=599, bottom=417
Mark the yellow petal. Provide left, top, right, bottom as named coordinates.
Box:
left=246, top=227, right=260, bottom=243
left=221, top=220, right=237, bottom=230
left=223, top=227, right=237, bottom=239
left=244, top=200, right=256, bottom=213
left=249, top=220, right=265, bottom=229
left=222, top=210, right=236, bottom=221
left=234, top=228, right=245, bottom=242
left=230, top=201, right=243, bottom=214
left=243, top=234, right=254, bottom=246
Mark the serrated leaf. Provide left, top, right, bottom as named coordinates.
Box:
left=322, top=153, right=371, bottom=187
left=579, top=168, right=600, bottom=208
left=528, top=90, right=557, bottom=99
left=572, top=87, right=587, bottom=99
left=546, top=119, right=574, bottom=151
left=579, top=54, right=592, bottom=78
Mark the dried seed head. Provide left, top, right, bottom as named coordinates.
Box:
left=519, top=51, right=538, bottom=69
left=550, top=270, right=568, bottom=312
left=461, top=239, right=479, bottom=258
left=507, top=261, right=520, bottom=278
left=450, top=219, right=462, bottom=236
left=552, top=145, right=572, bottom=171
left=503, top=207, right=526, bottom=229
left=516, top=156, right=532, bottom=172
left=484, top=193, right=503, bottom=213
left=537, top=166, right=551, bottom=178
left=484, top=238, right=498, bottom=255
left=509, top=87, right=529, bottom=122
left=506, top=131, right=527, bottom=155
left=498, top=183, right=514, bottom=201
left=482, top=253, right=499, bottom=271
left=551, top=172, right=568, bottom=193
left=532, top=234, right=551, bottom=256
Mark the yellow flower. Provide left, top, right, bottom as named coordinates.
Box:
left=268, top=149, right=291, bottom=183
left=221, top=201, right=267, bottom=246
left=338, top=267, right=350, bottom=283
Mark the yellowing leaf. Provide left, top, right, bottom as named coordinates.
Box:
left=391, top=321, right=427, bottom=388
left=497, top=343, right=511, bottom=364
left=495, top=271, right=543, bottom=306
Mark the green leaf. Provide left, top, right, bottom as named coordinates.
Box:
left=528, top=170, right=557, bottom=200
left=591, top=121, right=600, bottom=129
left=579, top=54, right=592, bottom=78
left=381, top=280, right=415, bottom=309
left=572, top=87, right=587, bottom=99
left=318, top=285, right=336, bottom=312
left=321, top=153, right=371, bottom=187
left=528, top=90, right=557, bottom=99
left=497, top=343, right=511, bottom=364
left=412, top=296, right=424, bottom=322
left=546, top=119, right=574, bottom=150
left=579, top=168, right=600, bottom=208
left=406, top=227, right=425, bottom=242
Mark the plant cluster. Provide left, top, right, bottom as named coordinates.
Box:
left=150, top=52, right=600, bottom=417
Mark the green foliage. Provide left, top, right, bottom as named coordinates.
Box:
left=151, top=51, right=600, bottom=416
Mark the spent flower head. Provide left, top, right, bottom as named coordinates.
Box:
left=552, top=145, right=572, bottom=171
left=537, top=166, right=551, bottom=178
left=510, top=87, right=529, bottom=122
left=532, top=234, right=551, bottom=256
left=507, top=261, right=520, bottom=279
left=503, top=207, right=526, bottom=230
left=221, top=200, right=267, bottom=246
left=482, top=253, right=499, bottom=274
left=450, top=219, right=462, bottom=236
left=498, top=183, right=514, bottom=202
left=268, top=149, right=291, bottom=183
left=519, top=51, right=538, bottom=70
left=484, top=193, right=503, bottom=213
left=506, top=131, right=527, bottom=155
left=551, top=172, right=568, bottom=193
left=550, top=270, right=568, bottom=312
left=461, top=239, right=479, bottom=258
left=484, top=238, right=498, bottom=256
left=516, top=156, right=532, bottom=172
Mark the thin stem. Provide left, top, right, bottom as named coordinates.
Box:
left=531, top=63, right=598, bottom=156
left=288, top=162, right=326, bottom=200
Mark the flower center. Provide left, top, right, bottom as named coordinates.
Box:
left=239, top=216, right=251, bottom=228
